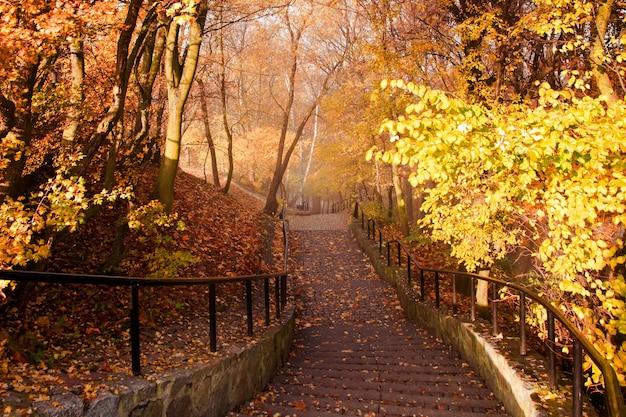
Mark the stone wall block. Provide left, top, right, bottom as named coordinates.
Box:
left=116, top=378, right=157, bottom=415
left=85, top=391, right=120, bottom=417
left=34, top=394, right=83, bottom=417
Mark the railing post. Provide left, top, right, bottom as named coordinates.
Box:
left=573, top=340, right=583, bottom=417
left=520, top=292, right=527, bottom=356
left=387, top=243, right=391, bottom=266
left=264, top=277, right=270, bottom=326
left=275, top=276, right=281, bottom=318
left=246, top=280, right=253, bottom=336
left=547, top=311, right=557, bottom=389
left=452, top=274, right=457, bottom=314
left=397, top=241, right=401, bottom=266
left=407, top=258, right=412, bottom=285
left=470, top=276, right=476, bottom=321
left=130, top=284, right=141, bottom=376
left=435, top=271, right=440, bottom=308
left=491, top=282, right=498, bottom=336
left=420, top=270, right=425, bottom=301
left=281, top=274, right=287, bottom=308
left=378, top=230, right=383, bottom=253
left=209, top=283, right=217, bottom=352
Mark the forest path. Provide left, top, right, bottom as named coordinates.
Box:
left=229, top=211, right=510, bottom=417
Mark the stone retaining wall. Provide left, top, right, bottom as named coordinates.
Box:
left=34, top=308, right=295, bottom=417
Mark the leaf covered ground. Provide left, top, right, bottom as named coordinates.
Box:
left=0, top=166, right=286, bottom=416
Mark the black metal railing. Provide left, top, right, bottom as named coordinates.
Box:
left=0, top=207, right=291, bottom=376
left=353, top=202, right=626, bottom=417
left=331, top=197, right=356, bottom=213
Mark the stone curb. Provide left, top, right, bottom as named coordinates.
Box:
left=350, top=221, right=596, bottom=417
left=31, top=307, right=295, bottom=417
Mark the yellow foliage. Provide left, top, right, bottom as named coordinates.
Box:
left=127, top=200, right=185, bottom=233
left=375, top=81, right=626, bottom=387
left=0, top=162, right=132, bottom=274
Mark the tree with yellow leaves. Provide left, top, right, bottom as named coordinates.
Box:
left=372, top=77, right=626, bottom=388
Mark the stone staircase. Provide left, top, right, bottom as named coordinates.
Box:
left=228, top=213, right=510, bottom=417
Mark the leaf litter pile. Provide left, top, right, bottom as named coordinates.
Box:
left=0, top=166, right=288, bottom=415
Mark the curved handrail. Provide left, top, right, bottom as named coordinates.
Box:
left=0, top=204, right=291, bottom=375
left=353, top=202, right=625, bottom=417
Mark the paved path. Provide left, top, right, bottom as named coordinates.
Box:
left=230, top=212, right=509, bottom=417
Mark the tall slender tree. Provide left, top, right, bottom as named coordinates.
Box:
left=79, top=0, right=155, bottom=176
left=152, top=0, right=208, bottom=212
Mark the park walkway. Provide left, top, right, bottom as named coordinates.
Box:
left=229, top=212, right=510, bottom=417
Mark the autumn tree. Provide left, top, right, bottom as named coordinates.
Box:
left=374, top=77, right=626, bottom=389
left=316, top=0, right=462, bottom=228
left=0, top=0, right=140, bottom=294
left=260, top=0, right=355, bottom=215
left=130, top=14, right=167, bottom=162
left=195, top=77, right=222, bottom=187
left=0, top=0, right=69, bottom=203
left=78, top=0, right=158, bottom=177
left=527, top=0, right=624, bottom=101
left=177, top=2, right=287, bottom=193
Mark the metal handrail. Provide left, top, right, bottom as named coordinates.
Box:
left=353, top=202, right=626, bottom=417
left=0, top=205, right=291, bottom=376
left=331, top=197, right=356, bottom=213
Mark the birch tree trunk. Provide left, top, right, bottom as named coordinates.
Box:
left=152, top=2, right=208, bottom=212
left=61, top=36, right=84, bottom=147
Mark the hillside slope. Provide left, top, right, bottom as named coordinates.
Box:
left=0, top=166, right=284, bottom=415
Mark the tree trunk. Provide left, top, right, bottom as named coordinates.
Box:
left=153, top=100, right=183, bottom=211
left=264, top=169, right=284, bottom=215
left=104, top=120, right=123, bottom=189
left=79, top=0, right=150, bottom=176
left=0, top=94, right=16, bottom=141
left=301, top=104, right=319, bottom=192
left=0, top=62, right=38, bottom=204
left=61, top=36, right=84, bottom=147
left=219, top=24, right=234, bottom=194
left=447, top=1, right=487, bottom=100
left=387, top=185, right=394, bottom=219
left=153, top=2, right=207, bottom=212
left=197, top=79, right=220, bottom=187
left=476, top=269, right=490, bottom=320
left=402, top=175, right=414, bottom=224
left=311, top=195, right=321, bottom=214
left=131, top=24, right=166, bottom=156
